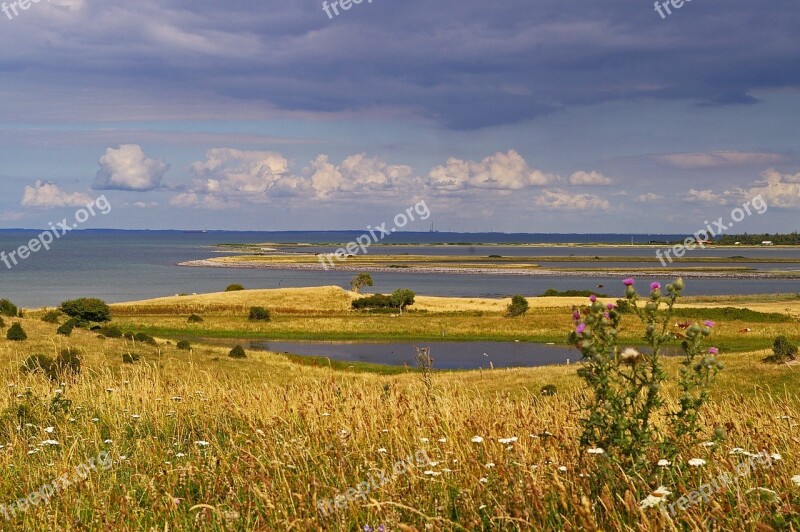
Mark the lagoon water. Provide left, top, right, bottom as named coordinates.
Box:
left=1, top=230, right=798, bottom=307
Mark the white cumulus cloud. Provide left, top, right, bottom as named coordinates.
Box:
left=569, top=171, right=614, bottom=186
left=742, top=169, right=800, bottom=208
left=21, top=181, right=93, bottom=208
left=427, top=150, right=554, bottom=191
left=94, top=144, right=169, bottom=191
left=533, top=189, right=610, bottom=211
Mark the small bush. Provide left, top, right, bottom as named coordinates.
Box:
left=58, top=298, right=111, bottom=323
left=225, top=284, right=245, bottom=292
left=352, top=294, right=393, bottom=310
left=0, top=316, right=5, bottom=328
left=248, top=306, right=271, bottom=321
left=6, top=323, right=27, bottom=341
left=123, top=332, right=134, bottom=340
left=187, top=314, right=204, bottom=323
left=122, top=352, right=140, bottom=364
left=56, top=348, right=82, bottom=375
left=229, top=345, right=247, bottom=359
left=99, top=325, right=123, bottom=338
left=41, top=310, right=62, bottom=324
left=176, top=340, right=192, bottom=350
left=507, top=295, right=529, bottom=317
left=20, top=354, right=55, bottom=376
left=764, top=335, right=798, bottom=364
left=540, top=384, right=558, bottom=396
left=133, top=332, right=157, bottom=346
left=57, top=320, right=76, bottom=337
left=0, top=298, right=18, bottom=317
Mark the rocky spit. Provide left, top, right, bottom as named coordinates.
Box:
left=178, top=259, right=800, bottom=280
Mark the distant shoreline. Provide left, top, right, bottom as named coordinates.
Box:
left=178, top=259, right=800, bottom=280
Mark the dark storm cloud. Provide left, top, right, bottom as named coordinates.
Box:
left=0, top=0, right=798, bottom=128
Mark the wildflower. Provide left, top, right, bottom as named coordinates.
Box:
left=41, top=440, right=60, bottom=446
left=44, top=427, right=55, bottom=434
left=479, top=477, right=488, bottom=483
left=131, top=414, right=141, bottom=420
left=589, top=295, right=597, bottom=302
left=791, top=475, right=800, bottom=486
left=623, top=278, right=635, bottom=286
left=620, top=348, right=643, bottom=365
left=471, top=436, right=484, bottom=444
left=572, top=311, right=580, bottom=320
left=194, top=441, right=210, bottom=447
left=423, top=470, right=441, bottom=477
left=708, top=347, right=719, bottom=355
left=587, top=447, right=605, bottom=455
left=91, top=418, right=100, bottom=423
left=321, top=413, right=331, bottom=417
left=498, top=437, right=517, bottom=444
left=575, top=323, right=586, bottom=334
left=420, top=437, right=429, bottom=443
left=255, top=429, right=265, bottom=436
left=558, top=466, right=567, bottom=472
left=377, top=448, right=387, bottom=454
left=640, top=486, right=671, bottom=509
left=688, top=458, right=706, bottom=467
left=104, top=439, right=113, bottom=444
left=438, top=438, right=447, bottom=443
left=485, top=463, right=495, bottom=468
left=704, top=320, right=715, bottom=328
left=175, top=452, right=186, bottom=458
left=171, top=396, right=183, bottom=402
left=607, top=303, right=615, bottom=310
left=650, top=282, right=661, bottom=290
left=771, top=453, right=782, bottom=461
left=700, top=441, right=715, bottom=448
left=657, top=459, right=671, bottom=467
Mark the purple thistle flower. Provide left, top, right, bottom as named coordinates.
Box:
left=708, top=347, right=719, bottom=355
left=572, top=311, right=581, bottom=320
left=607, top=303, right=615, bottom=310
left=603, top=312, right=610, bottom=319
left=704, top=320, right=715, bottom=328
left=589, top=295, right=597, bottom=302
left=576, top=323, right=586, bottom=334
left=623, top=278, right=635, bottom=286
left=650, top=282, right=661, bottom=290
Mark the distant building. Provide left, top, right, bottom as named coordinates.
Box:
left=761, top=240, right=774, bottom=246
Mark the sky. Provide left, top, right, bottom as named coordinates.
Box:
left=0, top=0, right=799, bottom=233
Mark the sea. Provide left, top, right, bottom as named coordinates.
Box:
left=1, top=230, right=799, bottom=308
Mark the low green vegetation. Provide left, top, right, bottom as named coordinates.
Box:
left=248, top=306, right=271, bottom=321
left=59, top=298, right=111, bottom=323
left=6, top=322, right=27, bottom=341
left=540, top=288, right=609, bottom=297
left=0, top=298, right=18, bottom=317
left=507, top=294, right=529, bottom=317
left=225, top=284, right=245, bottom=292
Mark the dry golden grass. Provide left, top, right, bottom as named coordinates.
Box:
left=0, top=312, right=798, bottom=530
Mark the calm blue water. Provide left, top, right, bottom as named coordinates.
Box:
left=1, top=230, right=798, bottom=307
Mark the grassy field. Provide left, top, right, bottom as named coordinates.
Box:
left=0, top=287, right=798, bottom=530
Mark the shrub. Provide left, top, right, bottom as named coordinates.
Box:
left=569, top=278, right=722, bottom=471
left=350, top=273, right=374, bottom=294
left=20, top=354, right=55, bottom=376
left=56, top=348, right=82, bottom=375
left=225, top=284, right=245, bottom=292
left=56, top=320, right=75, bottom=337
left=764, top=335, right=798, bottom=364
left=59, top=298, right=111, bottom=323
left=507, top=295, right=529, bottom=317
left=122, top=352, right=140, bottom=364
left=6, top=323, right=27, bottom=341
left=41, top=310, right=62, bottom=324
left=540, top=384, right=558, bottom=396
left=229, top=345, right=247, bottom=359
left=187, top=314, right=204, bottom=323
left=99, top=325, right=123, bottom=338
left=0, top=298, right=18, bottom=317
left=0, top=316, right=4, bottom=328
left=248, top=306, right=271, bottom=321
left=176, top=340, right=192, bottom=351
left=352, top=294, right=393, bottom=310
left=133, top=332, right=157, bottom=346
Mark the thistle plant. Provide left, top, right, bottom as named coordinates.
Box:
left=568, top=277, right=722, bottom=469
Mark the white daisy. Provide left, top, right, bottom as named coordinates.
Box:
left=479, top=477, right=488, bottom=483
left=194, top=440, right=210, bottom=447
left=640, top=486, right=671, bottom=509
left=471, top=436, right=484, bottom=444
left=587, top=448, right=605, bottom=455
left=43, top=427, right=55, bottom=434
left=485, top=463, right=495, bottom=468
left=688, top=458, right=706, bottom=467
left=657, top=459, right=671, bottom=467
left=498, top=437, right=518, bottom=444
left=791, top=475, right=800, bottom=486
left=438, top=438, right=447, bottom=443
left=377, top=448, right=387, bottom=454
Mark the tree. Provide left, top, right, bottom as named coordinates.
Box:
left=507, top=295, right=529, bottom=317
left=6, top=323, right=27, bottom=341
left=59, top=298, right=111, bottom=323
left=225, top=284, right=245, bottom=292
left=350, top=273, right=374, bottom=294
left=390, top=289, right=415, bottom=315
